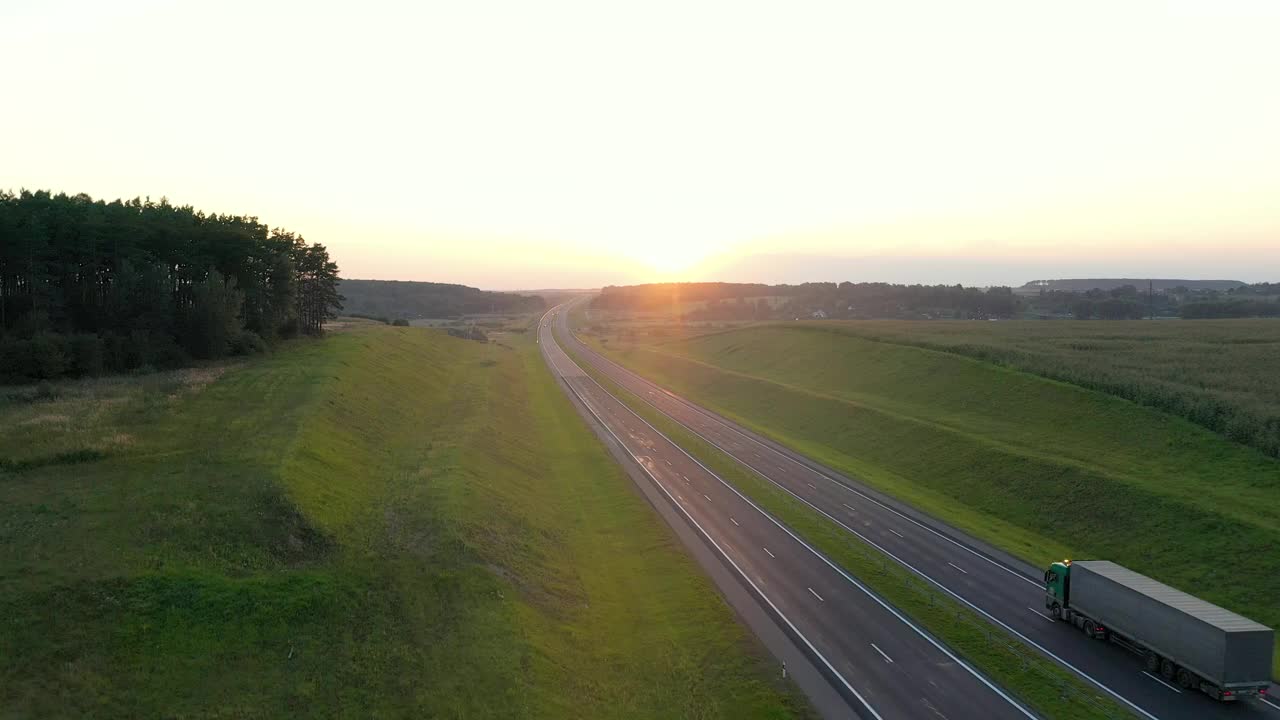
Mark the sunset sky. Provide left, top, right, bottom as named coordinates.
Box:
left=4, top=1, right=1279, bottom=289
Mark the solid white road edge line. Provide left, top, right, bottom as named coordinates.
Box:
left=556, top=369, right=886, bottom=720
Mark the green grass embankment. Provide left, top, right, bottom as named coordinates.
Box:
left=562, top=340, right=1128, bottom=720
left=0, top=323, right=806, bottom=718
left=578, top=323, right=1280, bottom=678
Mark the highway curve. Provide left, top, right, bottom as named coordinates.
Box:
left=550, top=303, right=1280, bottom=720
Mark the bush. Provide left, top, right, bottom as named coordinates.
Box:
left=391, top=318, right=410, bottom=327
left=150, top=336, right=192, bottom=370
left=68, top=334, right=104, bottom=377
left=277, top=317, right=300, bottom=339
left=32, top=381, right=58, bottom=402
left=99, top=332, right=127, bottom=372
left=0, top=335, right=70, bottom=381
left=229, top=330, right=268, bottom=356
left=124, top=330, right=153, bottom=370
left=446, top=326, right=489, bottom=343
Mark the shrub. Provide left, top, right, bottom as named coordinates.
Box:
left=229, top=330, right=268, bottom=356
left=67, top=334, right=104, bottom=377
left=446, top=326, right=489, bottom=343
left=151, top=336, right=192, bottom=370
left=32, top=381, right=58, bottom=402
left=277, top=317, right=300, bottom=339
left=391, top=318, right=410, bottom=327
left=124, top=330, right=153, bottom=370
left=17, top=335, right=70, bottom=380
left=0, top=338, right=22, bottom=381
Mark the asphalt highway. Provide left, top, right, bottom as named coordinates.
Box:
left=539, top=307, right=1041, bottom=720
left=549, top=304, right=1280, bottom=720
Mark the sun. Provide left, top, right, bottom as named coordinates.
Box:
left=626, top=238, right=721, bottom=280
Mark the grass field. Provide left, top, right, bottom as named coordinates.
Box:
left=799, top=319, right=1280, bottom=458
left=577, top=320, right=1280, bottom=677
left=0, top=321, right=806, bottom=718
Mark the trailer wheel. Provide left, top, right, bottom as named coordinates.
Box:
left=1144, top=652, right=1160, bottom=673
left=1083, top=619, right=1099, bottom=638
left=1175, top=668, right=1195, bottom=689
left=1160, top=658, right=1176, bottom=681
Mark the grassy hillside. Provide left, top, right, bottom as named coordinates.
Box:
left=810, top=319, right=1280, bottom=458
left=0, top=322, right=804, bottom=718
left=581, top=323, right=1280, bottom=675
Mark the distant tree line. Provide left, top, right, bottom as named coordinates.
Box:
left=593, top=281, right=1280, bottom=321
left=1181, top=299, right=1280, bottom=319
left=594, top=282, right=1020, bottom=320
left=0, top=189, right=342, bottom=381
left=338, top=279, right=544, bottom=320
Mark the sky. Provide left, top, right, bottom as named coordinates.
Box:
left=3, top=0, right=1279, bottom=289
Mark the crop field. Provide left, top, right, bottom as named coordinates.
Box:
left=809, top=319, right=1280, bottom=459
left=0, top=321, right=804, bottom=718
left=576, top=318, right=1280, bottom=676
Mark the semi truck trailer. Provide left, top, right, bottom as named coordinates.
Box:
left=1044, top=559, right=1273, bottom=702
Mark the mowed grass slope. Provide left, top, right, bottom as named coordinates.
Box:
left=585, top=323, right=1280, bottom=675
left=0, top=323, right=805, bottom=718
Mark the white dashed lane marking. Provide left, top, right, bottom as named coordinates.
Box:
left=870, top=643, right=893, bottom=664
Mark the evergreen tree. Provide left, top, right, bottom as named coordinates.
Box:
left=0, top=189, right=343, bottom=380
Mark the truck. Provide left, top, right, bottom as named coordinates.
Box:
left=1044, top=559, right=1273, bottom=702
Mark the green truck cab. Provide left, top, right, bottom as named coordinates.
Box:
left=1043, top=560, right=1069, bottom=617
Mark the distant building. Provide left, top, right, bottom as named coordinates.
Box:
left=811, top=309, right=828, bottom=319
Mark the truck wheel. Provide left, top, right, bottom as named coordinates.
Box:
left=1160, top=658, right=1176, bottom=681
left=1144, top=652, right=1160, bottom=673
left=1175, top=668, right=1195, bottom=689
left=1083, top=619, right=1098, bottom=638
left=1050, top=603, right=1062, bottom=620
